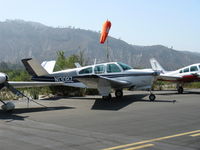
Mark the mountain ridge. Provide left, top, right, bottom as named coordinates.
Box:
left=0, top=20, right=200, bottom=70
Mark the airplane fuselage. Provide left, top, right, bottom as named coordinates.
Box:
left=32, top=62, right=156, bottom=91
left=158, top=63, right=200, bottom=82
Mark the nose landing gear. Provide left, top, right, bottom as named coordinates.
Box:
left=149, top=93, right=156, bottom=101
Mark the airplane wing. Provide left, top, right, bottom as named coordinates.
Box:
left=8, top=81, right=64, bottom=88
left=75, top=75, right=131, bottom=88
left=158, top=73, right=200, bottom=82
left=75, top=75, right=131, bottom=96
left=157, top=75, right=182, bottom=81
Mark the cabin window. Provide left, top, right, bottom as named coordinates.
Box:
left=107, top=64, right=121, bottom=73
left=94, top=65, right=105, bottom=74
left=190, top=66, right=198, bottom=72
left=179, top=70, right=183, bottom=73
left=117, top=62, right=132, bottom=71
left=183, top=68, right=189, bottom=73
left=79, top=67, right=92, bottom=74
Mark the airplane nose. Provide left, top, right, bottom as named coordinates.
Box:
left=0, top=72, right=7, bottom=84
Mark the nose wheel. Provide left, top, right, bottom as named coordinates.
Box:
left=149, top=93, right=156, bottom=101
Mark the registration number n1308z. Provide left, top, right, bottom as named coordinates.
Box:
left=54, top=76, right=73, bottom=82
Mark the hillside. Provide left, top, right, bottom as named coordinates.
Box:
left=0, top=19, right=200, bottom=70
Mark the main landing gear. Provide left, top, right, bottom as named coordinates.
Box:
left=102, top=89, right=123, bottom=100
left=102, top=93, right=112, bottom=101
left=102, top=89, right=156, bottom=101
left=115, top=89, right=123, bottom=98
left=0, top=100, right=15, bottom=112
left=177, top=87, right=184, bottom=94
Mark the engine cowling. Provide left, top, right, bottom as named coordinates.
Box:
left=0, top=72, right=7, bottom=84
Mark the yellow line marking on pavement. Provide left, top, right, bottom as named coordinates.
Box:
left=190, top=133, right=200, bottom=137
left=103, top=129, right=200, bottom=150
left=123, top=144, right=154, bottom=150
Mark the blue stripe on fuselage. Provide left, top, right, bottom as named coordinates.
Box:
left=31, top=73, right=154, bottom=82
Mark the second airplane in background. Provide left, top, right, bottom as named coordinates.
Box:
left=150, top=58, right=200, bottom=94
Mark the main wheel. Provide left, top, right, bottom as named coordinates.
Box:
left=149, top=94, right=156, bottom=101
left=102, top=94, right=112, bottom=101
left=1, top=102, right=15, bottom=112
left=178, top=87, right=183, bottom=94
left=115, top=90, right=123, bottom=98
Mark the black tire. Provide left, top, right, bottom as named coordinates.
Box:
left=149, top=94, right=156, bottom=101
left=115, top=90, right=123, bottom=98
left=178, top=87, right=183, bottom=94
left=102, top=94, right=112, bottom=101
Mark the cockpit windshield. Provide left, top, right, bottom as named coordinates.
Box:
left=117, top=62, right=132, bottom=71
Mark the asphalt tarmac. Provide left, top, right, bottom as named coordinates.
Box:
left=0, top=89, right=200, bottom=150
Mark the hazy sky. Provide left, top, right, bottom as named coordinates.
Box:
left=0, top=0, right=199, bottom=52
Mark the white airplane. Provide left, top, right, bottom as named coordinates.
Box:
left=22, top=58, right=159, bottom=101
left=150, top=58, right=200, bottom=93
left=0, top=72, right=63, bottom=111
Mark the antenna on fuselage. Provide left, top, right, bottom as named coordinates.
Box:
left=94, top=58, right=97, bottom=65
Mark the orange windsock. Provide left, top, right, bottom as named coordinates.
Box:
left=100, top=20, right=111, bottom=44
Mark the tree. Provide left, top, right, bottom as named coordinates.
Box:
left=55, top=51, right=66, bottom=70
left=54, top=50, right=85, bottom=71
left=0, top=62, right=9, bottom=71
left=77, top=50, right=86, bottom=66
left=65, top=54, right=79, bottom=68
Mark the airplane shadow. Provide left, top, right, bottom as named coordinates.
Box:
left=0, top=106, right=75, bottom=121
left=91, top=94, right=176, bottom=111
left=41, top=96, right=69, bottom=101
left=41, top=96, right=96, bottom=101
left=69, top=97, right=101, bottom=101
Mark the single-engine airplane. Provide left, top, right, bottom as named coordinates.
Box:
left=22, top=58, right=159, bottom=101
left=150, top=58, right=200, bottom=93
left=0, top=72, right=63, bottom=111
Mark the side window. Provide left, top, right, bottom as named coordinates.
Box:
left=183, top=68, right=189, bottom=73
left=179, top=70, right=183, bottom=73
left=190, top=66, right=198, bottom=72
left=117, top=62, right=132, bottom=71
left=107, top=64, right=121, bottom=73
left=94, top=65, right=105, bottom=74
left=79, top=67, right=92, bottom=74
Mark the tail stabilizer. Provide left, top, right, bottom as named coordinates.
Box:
left=22, top=58, right=49, bottom=76
left=41, top=60, right=56, bottom=73
left=150, top=58, right=166, bottom=74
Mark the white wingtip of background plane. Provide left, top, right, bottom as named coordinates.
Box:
left=74, top=62, right=82, bottom=68
left=41, top=60, right=56, bottom=74
left=150, top=58, right=166, bottom=74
